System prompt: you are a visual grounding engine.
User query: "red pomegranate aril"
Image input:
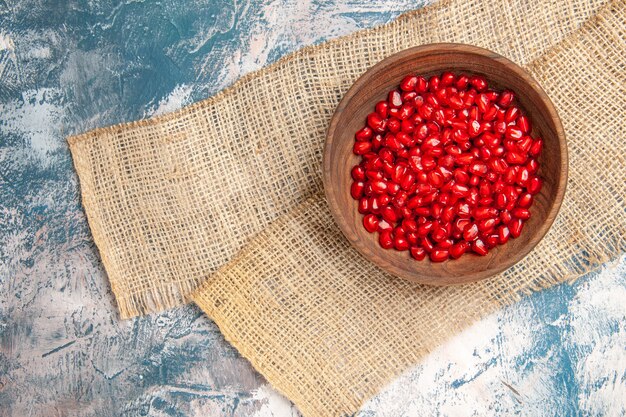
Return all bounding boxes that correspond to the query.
[527,158,539,174]
[367,112,386,133]
[394,235,410,251]
[495,120,507,135]
[403,219,418,232]
[470,75,487,91]
[501,210,512,224]
[455,153,475,165]
[417,221,434,237]
[355,126,373,141]
[530,138,543,157]
[428,75,440,92]
[471,239,489,255]
[440,71,455,86]
[351,181,365,199]
[495,193,508,209]
[402,91,417,102]
[505,125,524,141]
[420,236,435,253]
[467,187,480,205]
[484,234,499,249]
[370,180,388,194]
[477,218,497,233]
[375,101,389,118]
[379,230,394,249]
[378,194,391,206]
[380,205,398,223]
[505,106,520,123]
[463,223,479,241]
[482,105,498,121]
[387,181,401,196]
[400,75,418,92]
[512,207,531,220]
[407,232,419,245]
[431,225,448,243]
[449,241,469,258]
[410,246,427,260]
[469,162,488,176]
[358,197,370,214]
[517,192,533,208]
[505,151,527,165]
[351,165,366,181]
[389,90,403,107]
[527,176,543,194]
[430,248,449,262]
[474,206,499,219]
[400,119,415,134]
[431,202,444,219]
[387,118,401,133]
[399,103,415,120]
[509,218,524,238]
[353,141,371,155]
[455,75,469,89]
[497,225,510,244]
[517,136,533,153]
[517,115,531,133]
[516,166,530,186]
[498,90,514,107]
[363,214,379,233]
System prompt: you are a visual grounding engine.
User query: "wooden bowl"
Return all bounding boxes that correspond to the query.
[323,43,567,286]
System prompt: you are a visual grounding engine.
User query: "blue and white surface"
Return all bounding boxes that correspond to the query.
[0,0,624,415]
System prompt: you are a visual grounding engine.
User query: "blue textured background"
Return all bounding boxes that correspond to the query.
[0,1,624,416]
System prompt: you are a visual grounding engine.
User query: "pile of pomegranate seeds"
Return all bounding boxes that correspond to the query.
[351,72,543,262]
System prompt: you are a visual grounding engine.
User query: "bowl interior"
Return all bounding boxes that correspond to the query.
[323,44,567,285]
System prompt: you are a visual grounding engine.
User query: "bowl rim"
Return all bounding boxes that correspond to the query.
[322,42,568,285]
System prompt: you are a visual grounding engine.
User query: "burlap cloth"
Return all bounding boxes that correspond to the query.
[68,0,625,415]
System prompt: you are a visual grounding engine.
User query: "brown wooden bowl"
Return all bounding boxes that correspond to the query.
[323,43,567,286]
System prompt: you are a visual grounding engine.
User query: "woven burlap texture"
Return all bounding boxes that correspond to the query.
[68,0,626,415]
[68,0,614,318]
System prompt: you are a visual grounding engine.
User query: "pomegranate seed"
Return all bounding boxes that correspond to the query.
[505,151,527,165]
[379,230,394,249]
[497,225,510,244]
[517,115,531,133]
[512,207,531,220]
[498,90,514,107]
[471,239,489,255]
[351,181,365,199]
[367,112,386,133]
[363,214,379,233]
[463,223,479,241]
[387,118,401,133]
[470,75,487,91]
[509,218,524,238]
[430,248,449,262]
[394,235,410,251]
[388,90,403,107]
[410,246,426,260]
[473,206,498,219]
[530,138,543,157]
[505,125,524,141]
[517,193,533,208]
[455,75,469,89]
[400,75,418,92]
[527,176,543,194]
[449,241,470,259]
[505,106,520,123]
